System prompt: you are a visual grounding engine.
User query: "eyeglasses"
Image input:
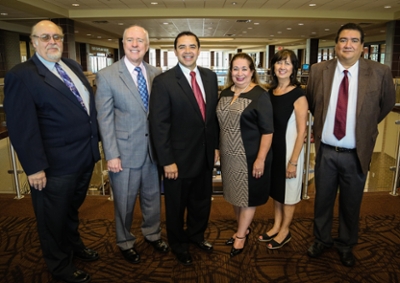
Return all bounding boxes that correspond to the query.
[32,34,64,42]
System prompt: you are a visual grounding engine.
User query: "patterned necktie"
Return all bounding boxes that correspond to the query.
[190,71,206,120]
[334,70,349,140]
[55,63,87,111]
[135,67,149,110]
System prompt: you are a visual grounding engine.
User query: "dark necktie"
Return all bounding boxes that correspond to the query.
[135,67,149,111]
[190,71,206,120]
[334,70,349,140]
[55,63,87,111]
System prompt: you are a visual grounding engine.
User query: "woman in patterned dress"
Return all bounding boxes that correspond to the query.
[216,53,274,257]
[258,49,308,249]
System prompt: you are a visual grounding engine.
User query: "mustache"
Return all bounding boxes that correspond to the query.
[46,44,61,51]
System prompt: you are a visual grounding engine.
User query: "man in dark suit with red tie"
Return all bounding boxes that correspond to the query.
[4,20,100,283]
[306,23,395,267]
[149,31,219,266]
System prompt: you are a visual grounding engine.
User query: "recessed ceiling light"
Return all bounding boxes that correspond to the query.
[151,2,158,4]
[286,28,292,30]
[254,23,259,25]
[311,32,316,34]
[242,31,247,33]
[270,35,274,37]
[298,23,304,26]
[118,23,124,25]
[277,31,282,34]
[108,39,112,41]
[87,34,91,36]
[163,22,169,25]
[0,12,8,16]
[309,3,316,7]
[232,2,237,5]
[97,36,102,38]
[72,3,79,7]
[384,5,391,8]
[325,28,330,31]
[248,27,253,29]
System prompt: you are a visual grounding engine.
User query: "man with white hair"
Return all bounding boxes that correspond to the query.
[4,20,100,283]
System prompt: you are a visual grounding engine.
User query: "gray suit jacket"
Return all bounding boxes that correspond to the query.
[95,59,162,168]
[306,58,395,175]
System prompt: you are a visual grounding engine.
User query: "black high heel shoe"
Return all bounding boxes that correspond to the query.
[225,228,252,245]
[230,235,247,257]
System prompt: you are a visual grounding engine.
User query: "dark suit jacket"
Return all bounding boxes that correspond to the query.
[4,54,100,176]
[306,58,395,175]
[149,64,219,178]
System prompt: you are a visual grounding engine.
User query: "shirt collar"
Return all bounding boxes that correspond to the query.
[178,63,199,76]
[124,56,145,74]
[36,52,58,70]
[337,59,359,75]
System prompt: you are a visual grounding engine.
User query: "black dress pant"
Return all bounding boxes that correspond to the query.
[313,144,366,252]
[163,167,213,254]
[30,165,94,278]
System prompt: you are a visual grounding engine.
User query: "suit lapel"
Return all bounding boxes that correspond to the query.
[118,58,147,112]
[174,65,204,121]
[356,58,368,117]
[199,67,212,122]
[144,62,156,92]
[32,54,86,113]
[321,59,337,124]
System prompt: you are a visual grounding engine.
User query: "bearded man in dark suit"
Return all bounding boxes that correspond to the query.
[149,31,219,266]
[306,23,395,267]
[4,20,100,283]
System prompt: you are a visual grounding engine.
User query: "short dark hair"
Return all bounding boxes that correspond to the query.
[269,49,300,90]
[224,52,260,88]
[174,31,200,49]
[335,23,364,43]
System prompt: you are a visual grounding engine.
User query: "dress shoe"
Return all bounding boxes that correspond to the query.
[258,232,278,242]
[120,247,140,264]
[225,237,235,245]
[175,251,193,266]
[338,250,355,267]
[226,228,252,245]
[267,232,291,250]
[74,248,99,262]
[58,269,91,283]
[230,235,246,257]
[145,239,169,253]
[307,242,327,258]
[194,240,213,252]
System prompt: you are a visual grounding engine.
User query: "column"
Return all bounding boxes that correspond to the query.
[0,29,21,77]
[385,20,400,77]
[155,49,161,67]
[306,38,319,65]
[51,18,76,61]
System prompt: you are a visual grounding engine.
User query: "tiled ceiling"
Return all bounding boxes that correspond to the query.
[0,0,399,51]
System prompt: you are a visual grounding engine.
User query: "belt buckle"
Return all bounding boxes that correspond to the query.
[334,146,341,152]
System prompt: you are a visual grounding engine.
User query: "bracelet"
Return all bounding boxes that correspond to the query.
[289,161,297,166]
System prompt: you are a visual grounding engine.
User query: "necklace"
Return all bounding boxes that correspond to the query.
[233,82,251,97]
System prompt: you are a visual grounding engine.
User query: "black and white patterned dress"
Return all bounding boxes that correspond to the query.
[216,85,274,207]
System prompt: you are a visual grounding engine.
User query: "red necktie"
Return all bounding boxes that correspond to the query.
[190,71,206,120]
[334,70,349,140]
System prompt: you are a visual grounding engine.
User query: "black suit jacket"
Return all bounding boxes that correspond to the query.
[4,54,100,176]
[149,64,219,178]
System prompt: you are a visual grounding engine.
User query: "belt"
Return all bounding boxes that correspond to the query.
[322,143,356,153]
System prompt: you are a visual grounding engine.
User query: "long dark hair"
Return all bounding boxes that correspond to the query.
[269,49,300,90]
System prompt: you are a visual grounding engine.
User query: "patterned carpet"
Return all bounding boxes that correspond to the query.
[0,194,399,283]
